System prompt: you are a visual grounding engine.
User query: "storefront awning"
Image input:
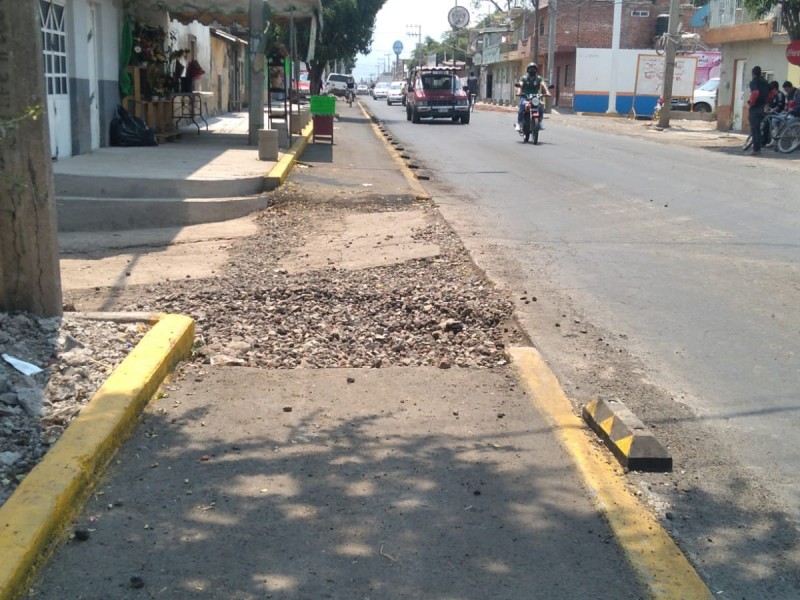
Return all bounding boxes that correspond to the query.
[141,1,322,28]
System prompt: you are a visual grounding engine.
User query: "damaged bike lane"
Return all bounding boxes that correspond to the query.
[19,105,706,599]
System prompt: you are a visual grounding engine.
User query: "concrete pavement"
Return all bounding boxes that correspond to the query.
[2,103,713,599]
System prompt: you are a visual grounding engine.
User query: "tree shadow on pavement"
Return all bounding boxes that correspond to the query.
[27,366,646,600]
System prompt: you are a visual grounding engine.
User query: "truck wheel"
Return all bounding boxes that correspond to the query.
[406,105,411,121]
[412,107,420,124]
[461,113,470,125]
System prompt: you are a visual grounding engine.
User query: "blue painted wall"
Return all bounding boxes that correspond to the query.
[574,94,660,116]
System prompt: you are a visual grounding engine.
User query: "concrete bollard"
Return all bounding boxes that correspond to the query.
[258,129,279,161]
[290,115,304,135]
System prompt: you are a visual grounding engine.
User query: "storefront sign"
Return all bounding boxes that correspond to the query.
[787,40,800,66]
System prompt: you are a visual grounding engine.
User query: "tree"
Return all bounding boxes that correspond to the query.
[744,0,800,39]
[287,0,387,92]
[471,0,535,12]
[0,0,63,317]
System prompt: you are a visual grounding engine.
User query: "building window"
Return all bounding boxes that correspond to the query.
[539,17,546,36]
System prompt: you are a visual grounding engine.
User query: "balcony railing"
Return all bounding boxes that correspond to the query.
[708,0,785,32]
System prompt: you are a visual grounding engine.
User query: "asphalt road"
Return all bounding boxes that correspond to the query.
[365,97,800,597]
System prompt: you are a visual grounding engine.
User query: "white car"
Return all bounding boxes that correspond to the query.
[691,78,720,113]
[356,84,369,95]
[387,81,406,105]
[672,77,720,113]
[372,82,390,99]
[325,73,350,96]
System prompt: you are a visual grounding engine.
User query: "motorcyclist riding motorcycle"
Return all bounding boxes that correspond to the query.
[515,63,550,131]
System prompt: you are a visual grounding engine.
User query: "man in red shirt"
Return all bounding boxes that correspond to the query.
[746,66,769,155]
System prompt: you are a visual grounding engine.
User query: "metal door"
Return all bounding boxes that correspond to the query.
[39,0,71,159]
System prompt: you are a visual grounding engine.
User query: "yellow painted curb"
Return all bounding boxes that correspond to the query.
[266,120,313,189]
[509,347,713,600]
[358,103,431,201]
[0,314,195,600]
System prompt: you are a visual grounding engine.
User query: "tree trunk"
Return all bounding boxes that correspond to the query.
[0,0,63,317]
[309,62,325,95]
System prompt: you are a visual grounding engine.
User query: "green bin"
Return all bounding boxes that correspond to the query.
[309,95,335,115]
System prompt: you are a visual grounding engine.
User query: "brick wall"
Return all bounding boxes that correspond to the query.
[530,0,697,54]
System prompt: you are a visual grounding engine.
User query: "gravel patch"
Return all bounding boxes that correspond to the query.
[1,190,519,509]
[0,315,146,505]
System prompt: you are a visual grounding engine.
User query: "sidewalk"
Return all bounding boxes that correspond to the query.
[6,105,709,599]
[53,111,310,232]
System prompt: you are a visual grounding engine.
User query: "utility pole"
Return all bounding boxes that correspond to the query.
[248,0,265,145]
[658,0,681,128]
[532,0,540,66]
[547,0,557,94]
[0,0,62,316]
[407,24,422,65]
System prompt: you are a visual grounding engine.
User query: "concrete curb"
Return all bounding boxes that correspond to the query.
[56,195,271,233]
[358,103,431,201]
[265,121,314,190]
[0,314,195,600]
[509,347,711,600]
[583,397,672,472]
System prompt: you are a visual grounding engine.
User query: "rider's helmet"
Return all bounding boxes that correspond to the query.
[526,63,539,76]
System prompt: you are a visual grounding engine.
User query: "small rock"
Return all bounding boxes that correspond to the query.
[0,451,22,467]
[130,576,145,589]
[74,529,90,541]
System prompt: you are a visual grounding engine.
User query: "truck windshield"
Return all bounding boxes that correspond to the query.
[421,74,455,91]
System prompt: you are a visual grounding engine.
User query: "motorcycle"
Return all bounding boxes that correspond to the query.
[520,93,543,144]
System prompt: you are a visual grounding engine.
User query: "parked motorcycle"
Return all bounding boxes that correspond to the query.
[520,93,543,144]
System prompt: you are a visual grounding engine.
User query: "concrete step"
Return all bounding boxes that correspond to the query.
[54,173,268,200]
[56,194,271,232]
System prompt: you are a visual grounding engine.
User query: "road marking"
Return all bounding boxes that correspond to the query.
[510,346,713,600]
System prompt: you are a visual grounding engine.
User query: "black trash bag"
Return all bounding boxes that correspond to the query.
[110,105,158,147]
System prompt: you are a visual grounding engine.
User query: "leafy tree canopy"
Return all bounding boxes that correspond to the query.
[410,32,469,65]
[744,0,800,39]
[470,0,535,12]
[270,0,386,89]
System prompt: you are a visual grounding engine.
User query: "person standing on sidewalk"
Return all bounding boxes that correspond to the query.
[784,80,800,113]
[746,66,769,156]
[466,71,479,110]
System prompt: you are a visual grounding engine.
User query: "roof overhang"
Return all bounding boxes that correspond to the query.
[138,1,322,28]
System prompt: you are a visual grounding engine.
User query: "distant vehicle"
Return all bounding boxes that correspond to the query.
[387,81,406,105]
[671,78,720,113]
[356,84,369,95]
[326,73,350,96]
[372,81,390,99]
[295,71,310,97]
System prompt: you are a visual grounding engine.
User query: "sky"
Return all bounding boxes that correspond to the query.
[353,0,489,82]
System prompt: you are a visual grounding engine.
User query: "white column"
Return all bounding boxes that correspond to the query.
[606,0,622,114]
